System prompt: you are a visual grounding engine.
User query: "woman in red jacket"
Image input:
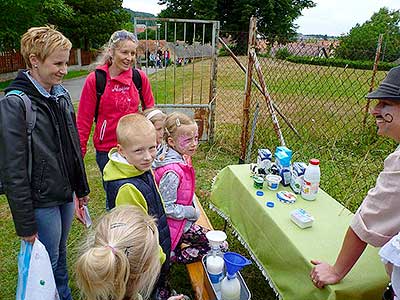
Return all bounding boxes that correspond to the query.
[77,30,154,209]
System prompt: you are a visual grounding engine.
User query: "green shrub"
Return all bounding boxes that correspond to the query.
[275,47,291,60]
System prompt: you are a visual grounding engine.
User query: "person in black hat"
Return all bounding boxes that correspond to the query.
[309,66,400,290]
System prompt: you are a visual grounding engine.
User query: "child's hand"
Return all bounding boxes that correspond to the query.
[185,206,199,221]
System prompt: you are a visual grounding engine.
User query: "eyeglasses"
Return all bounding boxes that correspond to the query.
[109,30,138,46]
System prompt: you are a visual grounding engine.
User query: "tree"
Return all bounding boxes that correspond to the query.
[0,0,46,50]
[335,8,400,62]
[0,0,131,51]
[158,0,315,47]
[137,29,157,40]
[62,0,131,49]
[42,0,74,26]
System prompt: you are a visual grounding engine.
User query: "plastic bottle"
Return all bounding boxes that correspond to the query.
[206,231,227,292]
[301,159,320,201]
[220,252,251,300]
[220,275,241,300]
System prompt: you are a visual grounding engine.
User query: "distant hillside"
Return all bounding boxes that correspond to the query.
[297,33,338,40]
[124,8,157,25]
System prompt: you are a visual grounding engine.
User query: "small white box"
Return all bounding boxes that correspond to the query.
[290,208,314,229]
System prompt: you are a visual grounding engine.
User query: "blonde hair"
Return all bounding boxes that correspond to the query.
[20,25,72,69]
[116,113,155,147]
[75,206,161,300]
[96,30,138,67]
[143,108,167,124]
[164,112,195,142]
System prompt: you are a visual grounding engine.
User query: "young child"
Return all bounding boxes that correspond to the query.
[153,112,210,264]
[75,205,184,300]
[143,108,167,148]
[102,113,172,300]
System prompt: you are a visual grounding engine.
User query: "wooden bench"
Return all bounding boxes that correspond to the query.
[185,196,214,300]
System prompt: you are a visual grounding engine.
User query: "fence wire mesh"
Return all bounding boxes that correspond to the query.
[214,30,397,211]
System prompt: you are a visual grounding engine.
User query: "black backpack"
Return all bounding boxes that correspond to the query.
[94,68,145,123]
[0,90,36,195]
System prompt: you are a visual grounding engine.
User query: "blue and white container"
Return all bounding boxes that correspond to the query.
[265,174,281,190]
[257,149,272,173]
[290,162,307,194]
[274,146,293,167]
[274,147,292,186]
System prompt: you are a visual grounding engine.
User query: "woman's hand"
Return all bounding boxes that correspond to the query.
[22,233,37,244]
[78,195,90,206]
[310,260,342,288]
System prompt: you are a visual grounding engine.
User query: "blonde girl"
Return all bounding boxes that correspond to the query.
[153,112,213,264]
[75,205,184,300]
[143,108,167,147]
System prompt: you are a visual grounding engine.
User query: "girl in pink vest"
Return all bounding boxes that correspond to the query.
[153,112,210,264]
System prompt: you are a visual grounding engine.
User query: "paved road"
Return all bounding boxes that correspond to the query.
[0,76,86,100]
[63,67,158,102]
[62,76,86,102]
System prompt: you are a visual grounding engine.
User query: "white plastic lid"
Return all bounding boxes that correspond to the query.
[206,230,227,247]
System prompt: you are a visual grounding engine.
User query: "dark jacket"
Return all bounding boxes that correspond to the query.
[0,70,90,237]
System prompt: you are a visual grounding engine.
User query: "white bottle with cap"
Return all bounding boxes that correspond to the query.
[301,159,320,201]
[206,231,227,292]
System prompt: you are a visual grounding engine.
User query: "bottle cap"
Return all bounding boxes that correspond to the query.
[266,201,274,208]
[309,158,320,165]
[256,191,264,196]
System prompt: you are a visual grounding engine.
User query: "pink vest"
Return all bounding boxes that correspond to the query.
[154,162,195,250]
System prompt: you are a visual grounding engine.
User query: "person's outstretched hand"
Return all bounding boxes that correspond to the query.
[167,295,186,300]
[310,260,342,288]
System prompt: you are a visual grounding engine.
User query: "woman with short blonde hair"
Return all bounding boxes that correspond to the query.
[0,25,90,300]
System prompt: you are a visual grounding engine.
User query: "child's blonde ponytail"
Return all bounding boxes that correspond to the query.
[75,206,161,300]
[75,246,130,300]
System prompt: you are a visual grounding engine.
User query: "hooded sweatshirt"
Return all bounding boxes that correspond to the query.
[103,148,168,263]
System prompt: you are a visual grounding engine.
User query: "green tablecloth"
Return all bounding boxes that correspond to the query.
[210,164,388,300]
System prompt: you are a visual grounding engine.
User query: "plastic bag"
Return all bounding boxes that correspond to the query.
[16,239,58,300]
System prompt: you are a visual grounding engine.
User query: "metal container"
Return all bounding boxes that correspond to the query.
[201,256,251,300]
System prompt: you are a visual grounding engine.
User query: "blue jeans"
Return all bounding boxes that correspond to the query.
[96,150,110,210]
[34,201,74,300]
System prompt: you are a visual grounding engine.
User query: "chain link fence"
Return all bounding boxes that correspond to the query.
[213,30,397,211]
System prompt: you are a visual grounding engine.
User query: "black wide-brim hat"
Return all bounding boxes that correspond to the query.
[366,66,400,100]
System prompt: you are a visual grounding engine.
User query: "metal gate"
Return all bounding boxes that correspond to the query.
[134,17,219,141]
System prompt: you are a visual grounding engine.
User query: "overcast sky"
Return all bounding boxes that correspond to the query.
[123,0,399,36]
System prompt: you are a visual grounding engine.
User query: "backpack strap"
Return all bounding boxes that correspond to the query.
[94,68,145,123]
[132,68,145,109]
[5,90,36,183]
[94,69,106,123]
